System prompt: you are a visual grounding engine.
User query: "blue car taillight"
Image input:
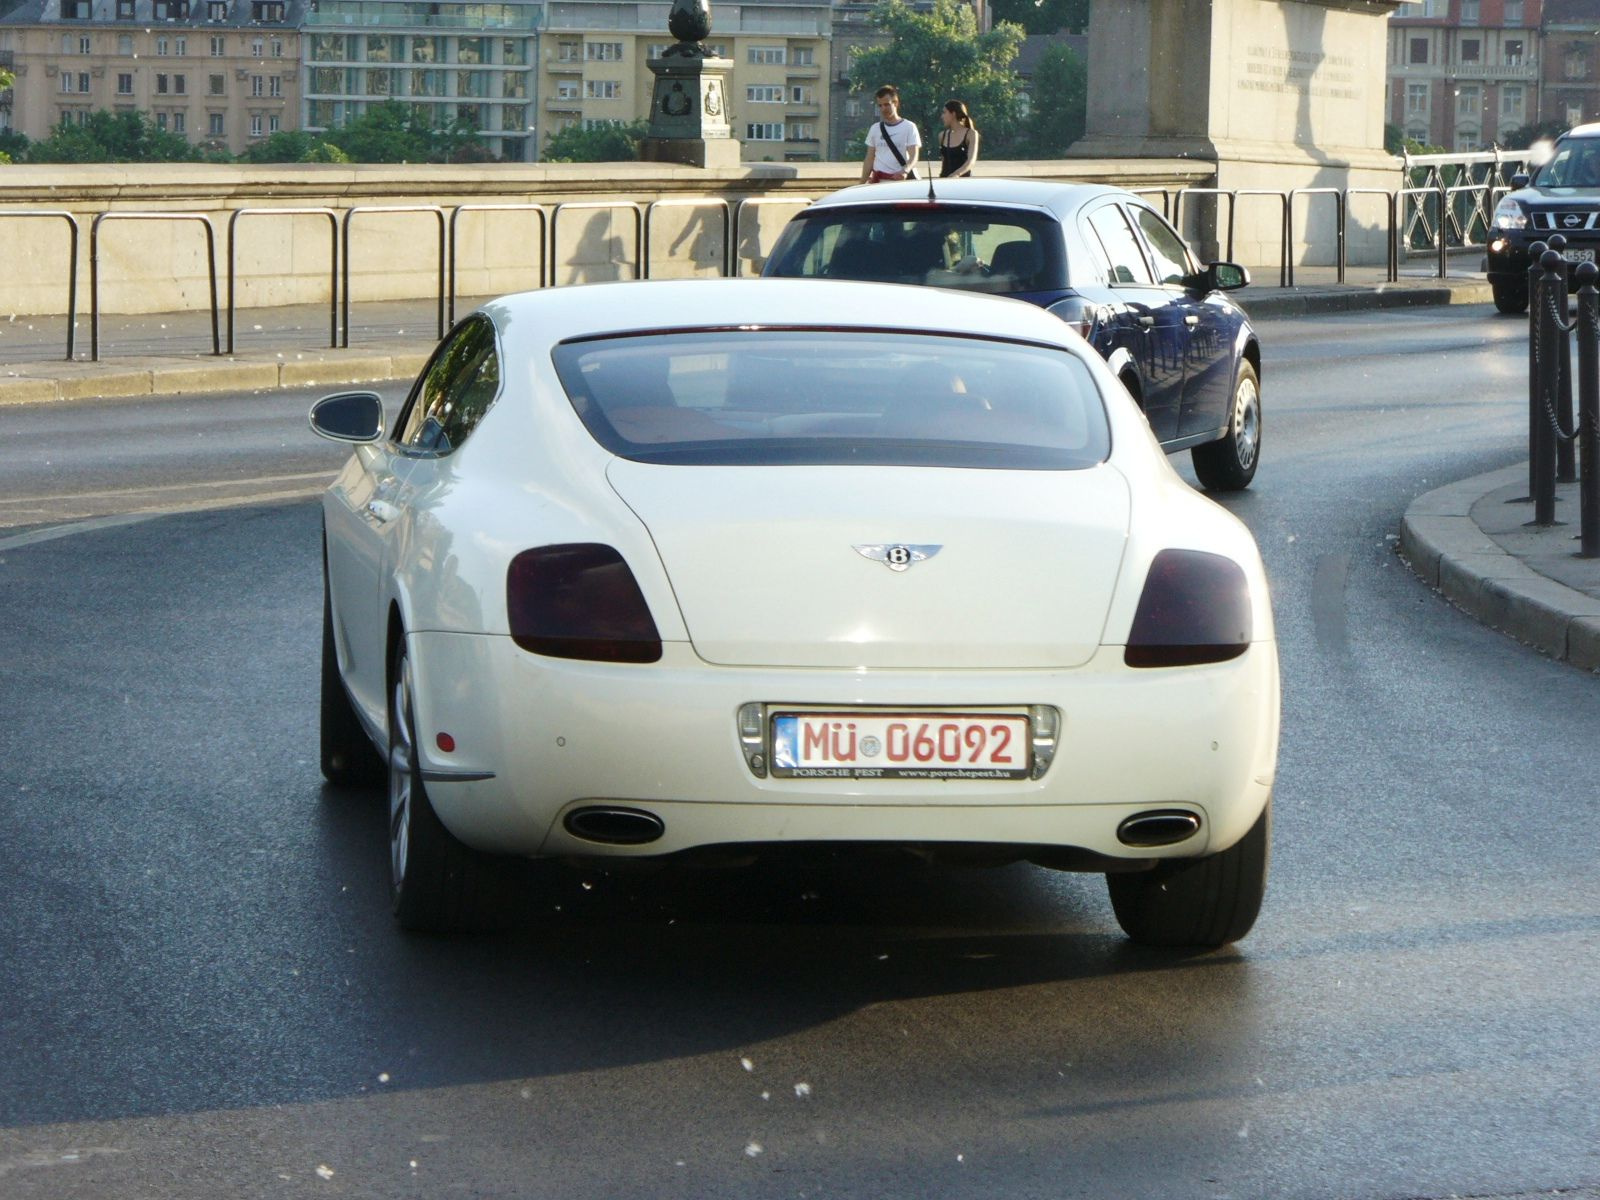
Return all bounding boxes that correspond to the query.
[1123,549,1251,668]
[506,543,662,663]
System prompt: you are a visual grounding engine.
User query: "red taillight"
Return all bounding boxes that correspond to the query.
[506,544,662,663]
[1123,549,1251,668]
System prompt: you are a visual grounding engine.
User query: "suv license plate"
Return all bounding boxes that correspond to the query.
[1562,249,1595,263]
[769,712,1030,780]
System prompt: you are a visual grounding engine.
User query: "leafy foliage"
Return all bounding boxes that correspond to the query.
[847,0,1026,154]
[0,127,27,164]
[1014,43,1086,157]
[1499,120,1568,151]
[25,110,204,163]
[988,0,1087,35]
[541,119,648,163]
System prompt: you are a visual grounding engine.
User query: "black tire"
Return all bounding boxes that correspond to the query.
[1106,801,1270,948]
[1492,281,1529,315]
[1190,361,1261,492]
[387,636,502,933]
[320,555,384,787]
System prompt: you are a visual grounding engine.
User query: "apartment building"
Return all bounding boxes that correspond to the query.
[1540,0,1600,128]
[1389,0,1543,150]
[0,0,303,154]
[302,0,828,162]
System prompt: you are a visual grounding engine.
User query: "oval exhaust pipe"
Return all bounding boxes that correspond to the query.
[564,806,665,846]
[1117,810,1202,848]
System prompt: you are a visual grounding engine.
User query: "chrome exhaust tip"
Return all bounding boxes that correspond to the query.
[1116,810,1202,848]
[563,806,665,846]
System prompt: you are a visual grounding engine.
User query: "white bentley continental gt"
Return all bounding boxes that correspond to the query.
[311,278,1279,944]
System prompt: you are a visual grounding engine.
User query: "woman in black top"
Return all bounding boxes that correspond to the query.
[938,100,979,178]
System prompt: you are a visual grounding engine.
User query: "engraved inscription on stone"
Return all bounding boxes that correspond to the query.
[1238,45,1361,103]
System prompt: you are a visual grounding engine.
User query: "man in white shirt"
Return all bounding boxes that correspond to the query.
[861,85,921,183]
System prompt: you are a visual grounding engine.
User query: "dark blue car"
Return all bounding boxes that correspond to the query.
[762,179,1262,490]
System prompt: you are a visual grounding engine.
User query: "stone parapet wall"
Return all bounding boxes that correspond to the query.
[0,159,1214,319]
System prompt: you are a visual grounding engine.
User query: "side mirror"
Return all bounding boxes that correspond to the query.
[309,391,385,443]
[1511,172,1531,189]
[1192,262,1250,292]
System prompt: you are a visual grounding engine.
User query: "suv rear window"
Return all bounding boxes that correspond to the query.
[763,205,1067,296]
[552,329,1109,470]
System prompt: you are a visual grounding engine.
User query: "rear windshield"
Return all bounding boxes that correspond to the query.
[552,329,1110,469]
[763,205,1067,295]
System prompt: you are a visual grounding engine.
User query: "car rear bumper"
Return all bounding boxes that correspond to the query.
[404,632,1280,865]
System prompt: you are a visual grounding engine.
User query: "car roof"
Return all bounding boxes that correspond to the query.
[481,278,1083,350]
[800,178,1142,219]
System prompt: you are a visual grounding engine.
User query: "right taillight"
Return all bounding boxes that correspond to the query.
[506,543,663,663]
[1123,549,1251,668]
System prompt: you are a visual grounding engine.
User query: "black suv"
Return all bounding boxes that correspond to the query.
[1488,126,1600,313]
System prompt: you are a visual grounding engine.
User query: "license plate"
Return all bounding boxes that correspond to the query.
[770,711,1030,780]
[1562,249,1595,263]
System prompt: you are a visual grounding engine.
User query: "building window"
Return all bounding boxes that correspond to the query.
[250,37,263,56]
[501,73,526,98]
[1456,128,1480,151]
[1459,38,1479,64]
[844,98,861,117]
[206,0,225,18]
[250,74,263,96]
[117,72,134,94]
[208,111,224,134]
[116,0,134,17]
[749,46,786,65]
[157,37,169,55]
[585,41,622,61]
[1406,82,1428,115]
[791,46,813,66]
[175,37,186,55]
[156,111,168,129]
[503,102,525,127]
[501,38,525,65]
[59,73,75,93]
[457,36,485,64]
[584,79,621,98]
[787,122,814,140]
[1457,83,1478,118]
[1505,0,1523,22]
[1566,45,1589,81]
[1504,39,1524,66]
[174,74,186,94]
[1568,102,1585,126]
[556,40,580,61]
[250,112,262,136]
[208,73,224,94]
[78,35,91,53]
[60,0,91,16]
[746,122,784,140]
[251,0,284,19]
[270,39,282,57]
[555,80,578,100]
[747,85,783,102]
[155,72,169,93]
[365,35,397,61]
[209,35,224,54]
[173,111,185,133]
[152,0,189,16]
[1409,37,1428,65]
[1502,83,1524,121]
[119,33,133,52]
[269,75,281,96]
[411,36,443,63]
[1460,0,1478,23]
[311,34,345,61]
[790,85,812,104]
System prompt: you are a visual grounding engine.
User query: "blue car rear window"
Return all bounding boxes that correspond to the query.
[764,205,1067,296]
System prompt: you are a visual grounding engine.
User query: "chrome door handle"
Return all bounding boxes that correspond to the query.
[1137,315,1155,328]
[367,499,400,524]
[1184,315,1200,326]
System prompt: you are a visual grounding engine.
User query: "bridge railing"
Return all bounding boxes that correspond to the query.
[1525,236,1598,555]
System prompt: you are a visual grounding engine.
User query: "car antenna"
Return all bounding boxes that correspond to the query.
[927,171,937,202]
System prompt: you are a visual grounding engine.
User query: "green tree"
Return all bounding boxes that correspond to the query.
[1499,119,1567,151]
[0,127,23,166]
[847,0,1026,155]
[241,130,339,163]
[321,99,436,162]
[1015,42,1086,157]
[0,65,13,92]
[25,110,202,163]
[541,118,648,163]
[988,0,1087,35]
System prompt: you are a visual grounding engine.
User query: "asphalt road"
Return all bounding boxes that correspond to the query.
[1,304,1597,1200]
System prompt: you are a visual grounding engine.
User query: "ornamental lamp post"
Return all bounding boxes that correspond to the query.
[638,0,741,167]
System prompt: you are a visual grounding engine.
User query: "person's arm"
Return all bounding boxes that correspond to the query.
[861,126,877,182]
[904,124,921,173]
[957,128,979,177]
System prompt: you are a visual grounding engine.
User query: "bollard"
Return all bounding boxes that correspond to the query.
[1534,250,1566,526]
[1578,261,1600,558]
[1549,235,1579,483]
[1528,239,1548,501]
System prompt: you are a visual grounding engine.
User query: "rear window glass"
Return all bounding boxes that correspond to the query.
[552,329,1109,470]
[763,205,1066,295]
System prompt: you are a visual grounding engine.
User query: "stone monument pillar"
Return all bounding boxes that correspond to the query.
[1070,0,1408,268]
[639,0,742,168]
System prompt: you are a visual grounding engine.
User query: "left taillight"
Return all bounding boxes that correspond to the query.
[1123,549,1251,669]
[506,543,663,663]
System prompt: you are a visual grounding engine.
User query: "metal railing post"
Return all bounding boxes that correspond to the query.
[446,203,548,325]
[226,207,340,354]
[642,197,732,279]
[1534,248,1564,526]
[731,196,813,277]
[1576,261,1600,558]
[340,205,447,348]
[1549,234,1579,483]
[0,211,80,360]
[90,211,220,362]
[1523,240,1548,502]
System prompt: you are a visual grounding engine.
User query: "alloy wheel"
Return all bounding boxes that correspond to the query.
[388,656,414,892]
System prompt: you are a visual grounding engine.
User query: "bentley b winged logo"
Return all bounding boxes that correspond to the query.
[853,543,942,572]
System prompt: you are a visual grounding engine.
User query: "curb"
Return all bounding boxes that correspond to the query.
[1243,280,1494,318]
[0,349,433,407]
[1399,464,1600,671]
